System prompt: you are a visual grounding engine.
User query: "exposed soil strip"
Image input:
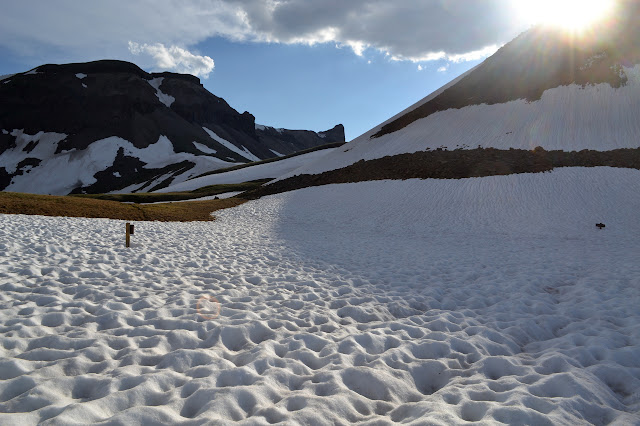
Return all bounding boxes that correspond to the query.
[242,147,640,198]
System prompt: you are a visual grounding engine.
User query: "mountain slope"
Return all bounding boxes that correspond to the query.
[156,145,339,193]
[0,60,344,195]
[261,3,640,193]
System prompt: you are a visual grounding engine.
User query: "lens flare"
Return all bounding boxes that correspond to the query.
[518,0,615,32]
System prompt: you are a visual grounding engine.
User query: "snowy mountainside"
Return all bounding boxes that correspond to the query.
[272,4,640,186]
[282,65,640,179]
[1,167,639,424]
[156,146,337,193]
[0,60,344,195]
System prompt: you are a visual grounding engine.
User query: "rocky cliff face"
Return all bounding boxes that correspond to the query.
[0,60,344,194]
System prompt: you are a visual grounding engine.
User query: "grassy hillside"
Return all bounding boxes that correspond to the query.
[0,191,246,222]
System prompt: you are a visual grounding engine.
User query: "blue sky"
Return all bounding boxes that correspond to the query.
[189,38,483,140]
[0,1,541,141]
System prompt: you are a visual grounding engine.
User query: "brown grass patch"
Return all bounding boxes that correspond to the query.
[0,191,247,222]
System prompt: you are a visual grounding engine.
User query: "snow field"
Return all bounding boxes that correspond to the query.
[157,148,336,193]
[279,65,640,180]
[203,127,261,163]
[0,167,639,424]
[0,131,234,195]
[147,78,175,108]
[192,142,217,155]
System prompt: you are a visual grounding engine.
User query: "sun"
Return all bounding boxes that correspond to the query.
[518,0,615,32]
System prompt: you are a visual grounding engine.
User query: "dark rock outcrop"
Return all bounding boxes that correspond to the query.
[242,147,640,198]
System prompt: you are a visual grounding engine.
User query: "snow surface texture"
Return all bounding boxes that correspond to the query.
[278,65,640,180]
[157,148,336,193]
[1,167,639,425]
[0,131,233,195]
[147,78,175,108]
[203,127,261,162]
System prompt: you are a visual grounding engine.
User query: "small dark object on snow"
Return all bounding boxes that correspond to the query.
[596,223,606,229]
[214,196,219,200]
[129,224,135,234]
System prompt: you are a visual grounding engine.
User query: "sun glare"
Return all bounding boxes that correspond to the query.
[519,0,615,32]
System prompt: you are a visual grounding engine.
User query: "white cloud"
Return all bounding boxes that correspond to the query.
[128,42,215,78]
[437,65,449,73]
[448,44,501,63]
[417,64,423,71]
[0,1,536,67]
[343,40,367,57]
[233,0,524,64]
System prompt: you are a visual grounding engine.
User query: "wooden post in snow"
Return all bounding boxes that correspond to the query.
[126,222,131,247]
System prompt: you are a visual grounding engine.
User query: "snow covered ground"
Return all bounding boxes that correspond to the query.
[147,78,175,108]
[0,131,236,195]
[278,65,640,180]
[1,167,639,424]
[203,127,261,163]
[157,148,336,193]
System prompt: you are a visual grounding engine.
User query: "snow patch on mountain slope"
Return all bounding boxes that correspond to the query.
[255,124,285,134]
[156,148,336,193]
[279,65,640,180]
[75,73,87,79]
[0,130,68,174]
[192,141,216,154]
[1,132,233,195]
[0,74,14,81]
[147,77,175,108]
[0,167,639,424]
[202,126,261,162]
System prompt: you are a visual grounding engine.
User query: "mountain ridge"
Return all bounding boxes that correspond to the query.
[264,5,640,193]
[0,60,344,195]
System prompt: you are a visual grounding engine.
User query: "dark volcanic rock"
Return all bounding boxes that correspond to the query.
[0,60,344,194]
[255,124,345,157]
